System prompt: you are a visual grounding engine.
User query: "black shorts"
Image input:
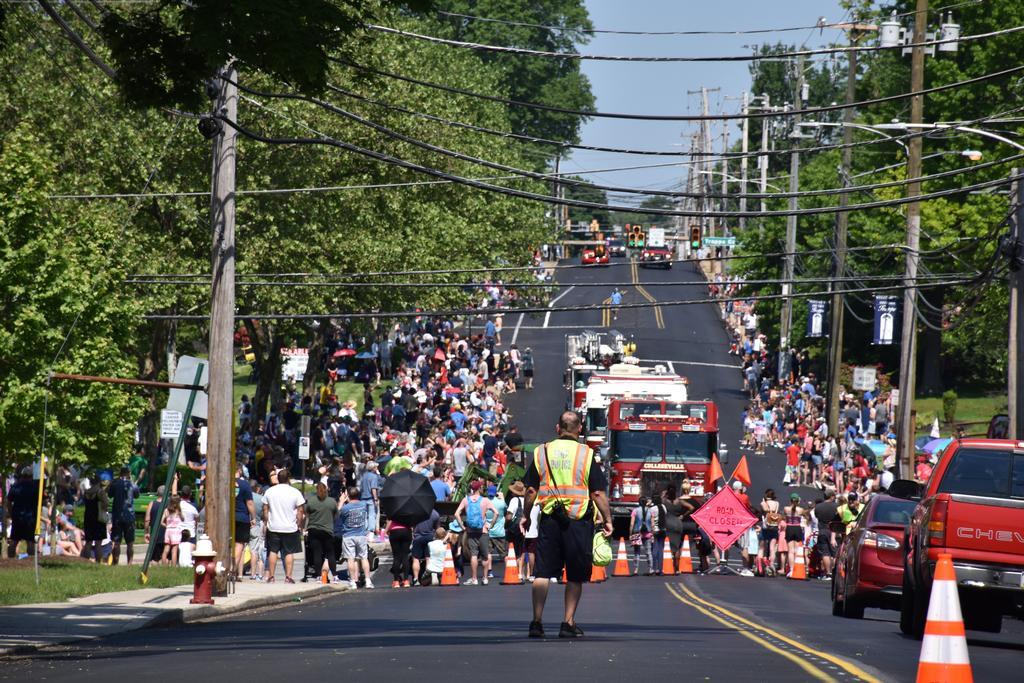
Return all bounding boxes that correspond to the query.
[10,521,35,545]
[111,519,136,544]
[534,513,594,583]
[814,537,835,558]
[235,521,252,544]
[266,530,302,555]
[785,526,805,543]
[85,521,107,542]
[411,536,430,560]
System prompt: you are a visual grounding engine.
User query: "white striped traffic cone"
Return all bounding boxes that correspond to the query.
[916,553,972,683]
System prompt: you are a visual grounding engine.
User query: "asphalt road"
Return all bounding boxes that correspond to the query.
[5,256,1020,681]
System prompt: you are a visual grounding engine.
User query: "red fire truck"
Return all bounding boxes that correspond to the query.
[604,398,727,531]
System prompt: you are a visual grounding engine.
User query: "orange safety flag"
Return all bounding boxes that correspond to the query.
[708,453,724,486]
[731,455,752,486]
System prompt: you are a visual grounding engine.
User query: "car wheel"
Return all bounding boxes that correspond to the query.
[842,585,865,619]
[831,569,844,617]
[899,569,916,635]
[963,604,1002,633]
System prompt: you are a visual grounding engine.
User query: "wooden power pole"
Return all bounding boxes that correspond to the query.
[896,0,928,479]
[207,65,238,592]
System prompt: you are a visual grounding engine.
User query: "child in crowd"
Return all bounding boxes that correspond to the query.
[161,495,183,566]
[426,527,448,585]
[178,528,194,567]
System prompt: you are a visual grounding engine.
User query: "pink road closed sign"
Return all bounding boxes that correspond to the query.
[690,486,758,552]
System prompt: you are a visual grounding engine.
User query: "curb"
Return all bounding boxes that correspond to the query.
[0,583,348,658]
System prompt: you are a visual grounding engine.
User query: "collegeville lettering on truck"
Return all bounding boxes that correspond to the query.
[897,438,1024,638]
[605,398,723,534]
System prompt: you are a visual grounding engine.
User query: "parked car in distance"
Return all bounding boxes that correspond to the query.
[897,438,1024,637]
[831,495,917,619]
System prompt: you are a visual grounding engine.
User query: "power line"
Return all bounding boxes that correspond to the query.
[125,272,976,289]
[214,114,1018,218]
[365,21,1024,63]
[328,83,1024,164]
[141,274,987,321]
[336,57,1024,123]
[433,1,985,37]
[235,80,1024,201]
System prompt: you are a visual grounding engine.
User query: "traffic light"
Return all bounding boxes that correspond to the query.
[690,226,701,249]
[625,224,634,248]
[634,225,645,248]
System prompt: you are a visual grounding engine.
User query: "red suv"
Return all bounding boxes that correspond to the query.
[898,438,1024,637]
[831,495,917,619]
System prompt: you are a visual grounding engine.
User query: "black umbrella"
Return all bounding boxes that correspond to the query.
[380,469,436,526]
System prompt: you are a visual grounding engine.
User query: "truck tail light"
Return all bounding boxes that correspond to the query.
[925,496,949,546]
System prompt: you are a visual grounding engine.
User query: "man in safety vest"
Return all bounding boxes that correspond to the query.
[520,411,612,639]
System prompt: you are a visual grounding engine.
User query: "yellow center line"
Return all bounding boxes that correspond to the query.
[631,259,664,329]
[601,295,611,328]
[669,582,882,683]
[665,584,834,682]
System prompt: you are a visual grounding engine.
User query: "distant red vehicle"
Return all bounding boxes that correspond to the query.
[639,246,672,269]
[581,247,609,266]
[831,495,917,619]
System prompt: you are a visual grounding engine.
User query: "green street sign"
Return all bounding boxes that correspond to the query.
[702,236,736,248]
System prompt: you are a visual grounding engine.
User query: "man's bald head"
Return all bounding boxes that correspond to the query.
[557,411,582,438]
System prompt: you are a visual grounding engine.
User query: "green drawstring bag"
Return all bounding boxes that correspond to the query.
[592,531,612,567]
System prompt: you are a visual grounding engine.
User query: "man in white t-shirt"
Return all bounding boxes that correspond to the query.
[178,485,200,539]
[262,469,306,583]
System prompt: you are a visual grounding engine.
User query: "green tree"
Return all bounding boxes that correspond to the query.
[435,0,595,155]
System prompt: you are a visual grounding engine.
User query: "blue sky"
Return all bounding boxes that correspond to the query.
[568,0,848,195]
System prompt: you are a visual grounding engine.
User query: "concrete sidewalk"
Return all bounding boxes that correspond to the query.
[0,578,349,656]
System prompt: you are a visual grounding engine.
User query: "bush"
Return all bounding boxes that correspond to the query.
[150,464,201,493]
[942,390,958,424]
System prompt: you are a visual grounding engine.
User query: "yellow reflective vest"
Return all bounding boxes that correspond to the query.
[534,438,593,520]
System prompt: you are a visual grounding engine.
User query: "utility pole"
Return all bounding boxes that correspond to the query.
[206,64,237,592]
[721,122,730,234]
[827,23,872,438]
[759,94,771,231]
[739,92,749,233]
[553,152,562,234]
[896,0,928,479]
[1009,169,1024,438]
[779,55,805,379]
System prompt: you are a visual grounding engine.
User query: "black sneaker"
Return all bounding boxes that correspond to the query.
[559,622,584,638]
[528,621,545,638]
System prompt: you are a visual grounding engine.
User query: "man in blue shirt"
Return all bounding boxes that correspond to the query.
[484,318,497,349]
[429,466,451,502]
[109,466,139,565]
[233,462,256,577]
[337,487,373,589]
[450,402,467,432]
[482,427,499,470]
[359,462,381,535]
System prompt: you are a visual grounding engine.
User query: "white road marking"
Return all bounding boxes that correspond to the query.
[643,358,742,370]
[510,313,525,345]
[542,285,575,328]
[667,361,676,374]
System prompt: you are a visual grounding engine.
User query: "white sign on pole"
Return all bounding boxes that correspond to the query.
[298,436,311,461]
[281,348,309,381]
[160,409,184,439]
[199,425,208,456]
[852,366,878,392]
[166,355,209,420]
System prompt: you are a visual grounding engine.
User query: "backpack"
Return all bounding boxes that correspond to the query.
[764,501,782,528]
[507,496,523,527]
[466,495,484,529]
[653,503,666,534]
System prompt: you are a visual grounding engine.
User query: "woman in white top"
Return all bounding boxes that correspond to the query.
[523,503,541,582]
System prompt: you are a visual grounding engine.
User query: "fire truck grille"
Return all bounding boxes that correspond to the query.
[641,472,688,499]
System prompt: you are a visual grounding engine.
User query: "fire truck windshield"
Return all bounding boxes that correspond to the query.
[665,432,713,464]
[586,408,608,432]
[610,431,713,464]
[609,431,662,461]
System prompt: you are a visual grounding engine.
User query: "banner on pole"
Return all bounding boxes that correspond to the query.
[806,300,827,338]
[873,295,899,345]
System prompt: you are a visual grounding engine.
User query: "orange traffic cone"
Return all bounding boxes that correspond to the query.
[917,553,973,683]
[678,537,694,573]
[789,545,807,580]
[612,539,630,577]
[661,537,676,575]
[440,544,458,586]
[321,568,329,585]
[561,566,567,583]
[590,562,606,583]
[501,544,520,585]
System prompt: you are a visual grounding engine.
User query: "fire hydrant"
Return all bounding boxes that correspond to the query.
[190,535,225,605]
